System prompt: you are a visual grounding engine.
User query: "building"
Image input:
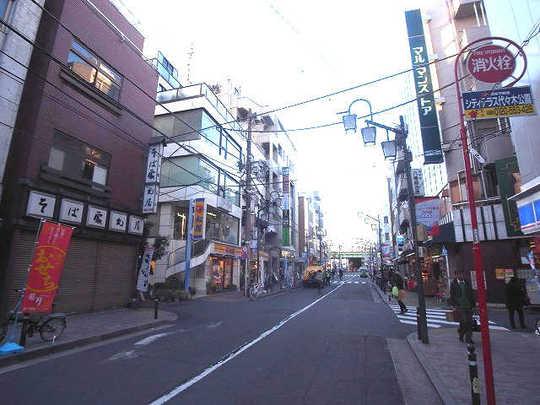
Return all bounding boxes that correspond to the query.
[0,0,44,219]
[397,1,534,302]
[0,0,158,314]
[151,82,245,296]
[482,0,540,302]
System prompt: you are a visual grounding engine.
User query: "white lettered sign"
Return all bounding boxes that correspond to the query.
[26,191,56,218]
[109,210,128,232]
[128,215,144,235]
[86,205,107,229]
[59,199,84,224]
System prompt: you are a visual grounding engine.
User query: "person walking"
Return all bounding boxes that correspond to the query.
[450,270,476,343]
[505,276,528,329]
[314,270,324,294]
[338,268,343,281]
[392,272,408,313]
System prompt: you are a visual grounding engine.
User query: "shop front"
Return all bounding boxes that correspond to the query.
[205,242,242,293]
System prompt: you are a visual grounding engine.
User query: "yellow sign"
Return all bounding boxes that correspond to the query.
[463,86,536,121]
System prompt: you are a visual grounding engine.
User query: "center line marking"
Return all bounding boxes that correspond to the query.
[149,283,344,404]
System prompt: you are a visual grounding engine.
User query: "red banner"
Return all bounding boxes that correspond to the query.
[22,221,73,313]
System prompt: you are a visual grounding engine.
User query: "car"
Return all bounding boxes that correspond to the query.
[360,272,368,278]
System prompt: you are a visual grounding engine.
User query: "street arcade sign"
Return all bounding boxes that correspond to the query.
[22,221,73,313]
[462,86,536,120]
[405,9,443,164]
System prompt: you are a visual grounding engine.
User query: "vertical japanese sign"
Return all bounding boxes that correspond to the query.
[22,221,73,313]
[282,167,290,246]
[137,245,154,292]
[192,198,206,241]
[143,143,163,214]
[405,9,443,164]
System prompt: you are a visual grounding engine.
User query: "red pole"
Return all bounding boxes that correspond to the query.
[454,46,496,405]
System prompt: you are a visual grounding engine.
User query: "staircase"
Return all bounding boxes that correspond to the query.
[164,239,212,279]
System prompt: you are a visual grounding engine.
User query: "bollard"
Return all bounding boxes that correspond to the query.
[467,343,481,405]
[19,314,29,347]
[153,298,159,320]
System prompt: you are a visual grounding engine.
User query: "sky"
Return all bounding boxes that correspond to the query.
[119,0,422,247]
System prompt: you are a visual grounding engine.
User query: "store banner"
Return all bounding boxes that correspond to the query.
[415,197,441,241]
[463,86,536,121]
[405,9,443,164]
[137,245,154,292]
[22,221,73,313]
[192,198,206,241]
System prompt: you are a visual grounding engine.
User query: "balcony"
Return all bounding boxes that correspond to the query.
[452,0,481,19]
[149,58,181,89]
[157,83,244,134]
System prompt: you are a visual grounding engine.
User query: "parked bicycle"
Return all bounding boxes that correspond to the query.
[0,289,67,344]
[248,282,265,301]
[535,318,540,336]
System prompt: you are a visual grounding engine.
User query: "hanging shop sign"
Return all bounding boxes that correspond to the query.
[467,45,515,83]
[405,9,443,164]
[22,221,73,313]
[26,191,56,219]
[136,245,154,292]
[142,143,163,214]
[411,168,425,197]
[462,86,536,120]
[192,198,206,241]
[282,166,290,194]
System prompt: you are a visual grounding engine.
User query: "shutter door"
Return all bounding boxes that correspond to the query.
[56,238,98,313]
[93,242,136,310]
[5,230,36,311]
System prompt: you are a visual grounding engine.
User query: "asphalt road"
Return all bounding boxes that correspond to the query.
[1,274,420,405]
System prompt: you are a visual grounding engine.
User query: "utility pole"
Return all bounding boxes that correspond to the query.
[244,109,253,297]
[400,115,429,344]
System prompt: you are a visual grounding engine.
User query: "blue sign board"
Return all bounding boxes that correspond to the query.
[405,9,443,164]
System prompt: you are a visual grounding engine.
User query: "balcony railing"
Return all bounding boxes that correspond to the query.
[157,83,244,134]
[148,58,181,89]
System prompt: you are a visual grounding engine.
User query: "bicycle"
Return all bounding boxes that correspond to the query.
[248,282,265,301]
[535,318,540,336]
[1,289,67,344]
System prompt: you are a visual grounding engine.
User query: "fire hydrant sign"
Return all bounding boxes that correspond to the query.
[467,45,515,83]
[22,221,73,313]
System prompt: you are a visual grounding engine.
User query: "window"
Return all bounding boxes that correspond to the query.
[48,132,110,187]
[224,175,240,205]
[67,39,122,100]
[385,232,390,241]
[1,0,13,20]
[160,155,218,193]
[206,205,240,245]
[384,216,389,224]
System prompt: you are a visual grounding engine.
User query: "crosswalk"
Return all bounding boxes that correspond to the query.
[331,280,368,285]
[389,304,509,330]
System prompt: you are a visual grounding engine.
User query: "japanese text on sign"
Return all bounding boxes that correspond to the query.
[463,86,536,120]
[22,221,73,313]
[192,198,206,241]
[467,45,515,83]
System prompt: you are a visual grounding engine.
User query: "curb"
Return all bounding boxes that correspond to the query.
[406,333,456,405]
[0,319,173,368]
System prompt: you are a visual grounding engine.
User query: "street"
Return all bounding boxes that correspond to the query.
[1,274,425,405]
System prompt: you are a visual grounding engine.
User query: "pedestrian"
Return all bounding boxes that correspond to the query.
[392,273,408,313]
[505,276,528,329]
[338,268,343,281]
[325,269,331,286]
[314,270,324,294]
[449,270,476,343]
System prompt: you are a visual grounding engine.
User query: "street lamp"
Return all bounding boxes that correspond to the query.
[342,109,429,345]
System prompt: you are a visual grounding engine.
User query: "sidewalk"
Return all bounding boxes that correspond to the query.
[0,307,177,367]
[408,328,540,404]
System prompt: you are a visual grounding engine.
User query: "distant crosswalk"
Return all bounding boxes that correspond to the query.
[389,304,509,330]
[330,273,369,285]
[331,280,368,285]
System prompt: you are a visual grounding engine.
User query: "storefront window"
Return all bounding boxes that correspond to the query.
[210,257,233,289]
[206,206,239,245]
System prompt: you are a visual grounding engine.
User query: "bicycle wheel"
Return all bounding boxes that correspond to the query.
[535,319,540,336]
[39,318,66,342]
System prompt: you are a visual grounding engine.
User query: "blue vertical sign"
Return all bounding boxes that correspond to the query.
[405,9,443,164]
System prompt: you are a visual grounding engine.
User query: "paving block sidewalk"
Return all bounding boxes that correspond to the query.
[408,328,540,404]
[0,308,177,367]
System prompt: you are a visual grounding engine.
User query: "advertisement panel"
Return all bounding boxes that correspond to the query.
[463,86,536,120]
[405,9,443,164]
[22,221,74,313]
[136,245,154,292]
[415,197,441,241]
[192,198,206,241]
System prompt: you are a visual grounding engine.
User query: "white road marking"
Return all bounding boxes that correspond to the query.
[398,319,441,328]
[354,281,359,284]
[207,321,223,329]
[149,283,344,404]
[134,333,171,346]
[107,350,138,361]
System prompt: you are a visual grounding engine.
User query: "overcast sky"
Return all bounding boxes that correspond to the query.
[121,0,422,247]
